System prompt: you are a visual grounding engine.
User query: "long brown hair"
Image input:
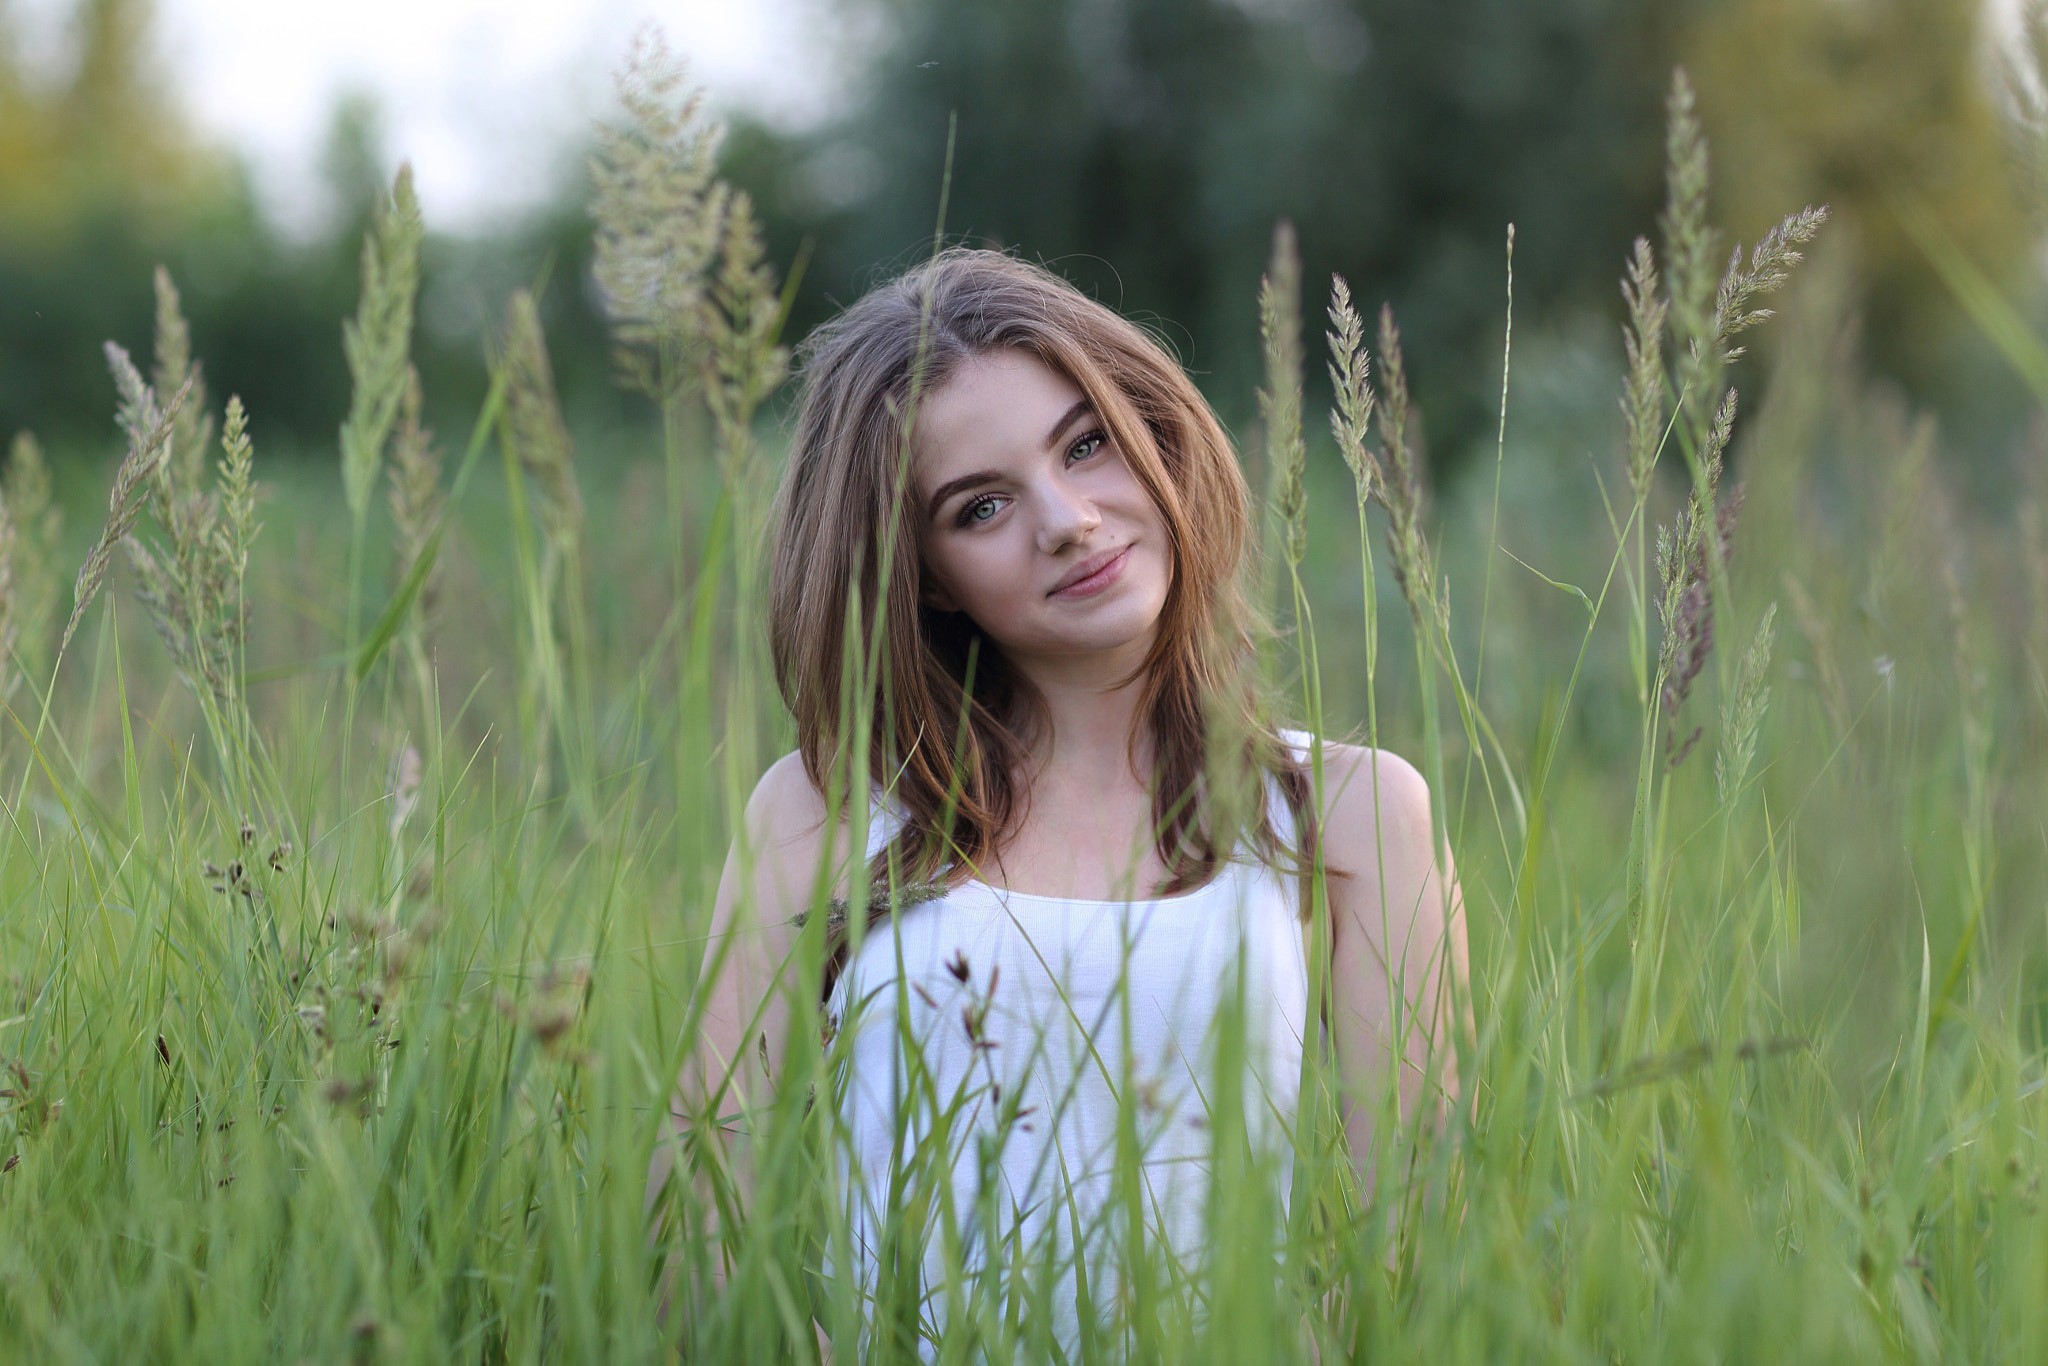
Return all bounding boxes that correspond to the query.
[767,248,1331,947]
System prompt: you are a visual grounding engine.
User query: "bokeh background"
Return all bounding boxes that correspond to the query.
[3,0,2042,500]
[6,7,2048,1356]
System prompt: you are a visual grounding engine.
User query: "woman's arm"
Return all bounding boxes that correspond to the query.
[1315,744,1469,1187]
[647,751,854,1313]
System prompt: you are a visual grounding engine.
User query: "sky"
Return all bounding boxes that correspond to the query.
[13,0,844,235]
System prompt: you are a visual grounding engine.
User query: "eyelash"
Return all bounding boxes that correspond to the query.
[954,429,1110,528]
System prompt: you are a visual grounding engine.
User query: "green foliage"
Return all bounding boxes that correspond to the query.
[4,29,2048,1366]
[1683,0,2028,398]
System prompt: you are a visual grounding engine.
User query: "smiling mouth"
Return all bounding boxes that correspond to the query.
[1049,546,1131,599]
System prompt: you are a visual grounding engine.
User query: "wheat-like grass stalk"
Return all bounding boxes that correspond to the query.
[1620,237,1668,503]
[1712,205,1830,359]
[1325,277,1380,508]
[151,265,214,499]
[122,394,255,715]
[1654,393,1743,770]
[387,365,442,633]
[1715,601,1777,807]
[498,288,592,809]
[3,433,58,686]
[701,190,789,465]
[340,165,424,526]
[65,276,265,717]
[590,28,731,402]
[106,339,159,451]
[502,291,584,552]
[123,277,260,714]
[215,396,256,586]
[1661,69,1717,377]
[63,348,193,656]
[1373,304,1438,626]
[1259,222,1307,572]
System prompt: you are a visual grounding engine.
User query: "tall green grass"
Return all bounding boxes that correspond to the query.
[1,42,2045,1362]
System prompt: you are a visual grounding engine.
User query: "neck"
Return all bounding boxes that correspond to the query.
[1005,633,1157,788]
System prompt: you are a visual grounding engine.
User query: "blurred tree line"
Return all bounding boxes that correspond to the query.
[0,0,2034,479]
[0,0,614,455]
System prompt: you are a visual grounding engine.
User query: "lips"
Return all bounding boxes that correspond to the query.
[1048,545,1131,597]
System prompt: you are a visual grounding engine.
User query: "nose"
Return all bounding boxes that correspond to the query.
[1033,475,1101,555]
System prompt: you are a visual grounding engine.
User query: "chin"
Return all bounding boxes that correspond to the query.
[1066,596,1171,654]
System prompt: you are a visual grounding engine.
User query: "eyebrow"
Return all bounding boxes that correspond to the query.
[923,398,1097,524]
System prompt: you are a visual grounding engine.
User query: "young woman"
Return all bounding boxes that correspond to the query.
[656,248,1466,1355]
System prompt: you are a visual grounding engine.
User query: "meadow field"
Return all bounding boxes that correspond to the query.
[1,49,2046,1363]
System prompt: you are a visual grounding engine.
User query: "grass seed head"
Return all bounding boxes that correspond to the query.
[1372,304,1436,619]
[105,357,258,709]
[1660,69,1718,372]
[152,267,214,498]
[1658,454,1747,769]
[1716,601,1778,806]
[702,189,790,460]
[106,341,161,452]
[1713,205,1830,356]
[1258,220,1307,570]
[501,290,584,551]
[2,433,58,683]
[339,165,424,524]
[1325,274,1379,505]
[1621,237,1668,502]
[590,27,731,400]
[64,358,194,656]
[387,365,442,628]
[215,396,257,584]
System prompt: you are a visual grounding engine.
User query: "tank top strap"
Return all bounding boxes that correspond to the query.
[862,782,907,864]
[1267,727,1332,1035]
[1265,726,1317,853]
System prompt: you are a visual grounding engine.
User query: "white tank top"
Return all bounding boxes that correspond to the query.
[823,729,1314,1356]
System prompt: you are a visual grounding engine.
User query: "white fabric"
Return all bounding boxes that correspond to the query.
[822,729,1315,1358]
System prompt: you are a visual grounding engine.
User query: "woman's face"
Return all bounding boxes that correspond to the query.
[912,348,1172,673]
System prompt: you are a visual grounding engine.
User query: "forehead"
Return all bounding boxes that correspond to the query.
[913,349,1087,483]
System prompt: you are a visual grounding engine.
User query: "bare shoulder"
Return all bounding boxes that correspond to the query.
[1295,741,1467,1112]
[1294,741,1436,891]
[1298,742,1431,833]
[748,749,830,839]
[740,749,868,902]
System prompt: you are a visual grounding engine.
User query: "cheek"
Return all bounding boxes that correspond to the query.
[920,537,1011,615]
[1110,457,1167,531]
